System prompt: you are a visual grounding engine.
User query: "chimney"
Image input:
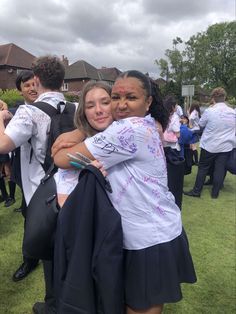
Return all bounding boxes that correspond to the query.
[62,55,69,67]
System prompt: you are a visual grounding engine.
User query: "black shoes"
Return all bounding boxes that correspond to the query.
[4,197,16,207]
[0,196,16,207]
[32,302,57,314]
[184,189,219,199]
[183,190,201,197]
[211,192,219,199]
[32,302,46,314]
[13,207,23,212]
[12,261,38,282]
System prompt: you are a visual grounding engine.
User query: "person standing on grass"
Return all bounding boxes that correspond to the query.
[188,101,201,165]
[0,55,66,314]
[184,87,235,199]
[53,70,197,314]
[0,100,16,208]
[10,70,40,283]
[162,95,184,209]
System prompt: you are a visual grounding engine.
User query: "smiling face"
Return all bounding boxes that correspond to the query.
[111,77,152,120]
[84,87,113,131]
[20,78,38,104]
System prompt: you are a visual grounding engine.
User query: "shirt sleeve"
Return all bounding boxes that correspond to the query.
[177,105,183,116]
[170,114,180,133]
[189,111,195,124]
[4,105,34,148]
[199,109,208,128]
[85,119,138,169]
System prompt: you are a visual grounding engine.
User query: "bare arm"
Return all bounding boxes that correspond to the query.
[53,141,95,169]
[52,129,86,156]
[0,111,16,153]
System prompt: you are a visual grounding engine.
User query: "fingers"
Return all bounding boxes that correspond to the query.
[51,142,75,157]
[0,110,13,126]
[3,110,13,119]
[91,160,107,177]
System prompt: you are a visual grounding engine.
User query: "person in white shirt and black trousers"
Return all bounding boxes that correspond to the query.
[10,70,39,283]
[0,57,67,314]
[184,87,235,199]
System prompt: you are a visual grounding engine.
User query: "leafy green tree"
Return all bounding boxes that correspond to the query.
[155,37,185,86]
[155,58,169,81]
[185,21,236,92]
[155,21,236,96]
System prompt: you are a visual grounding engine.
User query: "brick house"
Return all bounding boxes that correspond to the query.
[63,60,121,92]
[98,67,122,85]
[0,43,36,89]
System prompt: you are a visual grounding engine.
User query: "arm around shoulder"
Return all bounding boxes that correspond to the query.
[53,142,95,169]
[51,129,86,157]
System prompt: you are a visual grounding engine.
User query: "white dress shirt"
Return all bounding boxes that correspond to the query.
[4,92,65,204]
[199,102,236,153]
[85,115,182,250]
[189,109,200,131]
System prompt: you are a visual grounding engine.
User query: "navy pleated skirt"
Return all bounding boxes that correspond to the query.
[124,228,197,310]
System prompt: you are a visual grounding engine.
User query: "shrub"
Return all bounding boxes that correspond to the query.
[227,96,236,107]
[0,89,23,107]
[64,91,81,103]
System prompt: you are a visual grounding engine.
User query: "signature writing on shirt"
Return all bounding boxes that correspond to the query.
[116,126,137,153]
[152,204,166,216]
[114,174,134,204]
[92,127,137,154]
[93,135,118,154]
[143,176,159,184]
[118,135,137,153]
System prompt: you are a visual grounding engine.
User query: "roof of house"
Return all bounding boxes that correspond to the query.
[155,78,167,86]
[65,60,100,80]
[0,43,36,68]
[98,67,122,81]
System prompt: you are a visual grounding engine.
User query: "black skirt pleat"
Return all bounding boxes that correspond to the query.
[124,228,197,310]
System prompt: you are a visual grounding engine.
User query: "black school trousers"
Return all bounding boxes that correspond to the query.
[193,148,229,197]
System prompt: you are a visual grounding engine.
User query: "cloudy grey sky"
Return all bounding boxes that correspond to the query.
[0,0,235,78]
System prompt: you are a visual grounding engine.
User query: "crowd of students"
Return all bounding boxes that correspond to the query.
[0,55,235,314]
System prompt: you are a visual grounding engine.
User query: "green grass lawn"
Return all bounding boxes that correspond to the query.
[0,167,235,314]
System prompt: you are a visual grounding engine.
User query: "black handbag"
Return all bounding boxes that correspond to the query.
[226,148,236,175]
[23,164,59,260]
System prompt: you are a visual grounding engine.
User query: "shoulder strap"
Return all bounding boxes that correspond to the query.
[28,101,58,171]
[63,101,76,110]
[32,101,76,116]
[40,163,58,184]
[31,101,58,117]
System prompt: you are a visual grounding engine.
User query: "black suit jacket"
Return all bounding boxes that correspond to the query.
[54,165,124,314]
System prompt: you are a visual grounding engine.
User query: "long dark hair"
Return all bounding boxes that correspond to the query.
[149,80,169,131]
[116,70,169,131]
[163,95,177,116]
[189,101,201,118]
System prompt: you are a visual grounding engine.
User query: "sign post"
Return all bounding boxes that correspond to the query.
[182,85,194,113]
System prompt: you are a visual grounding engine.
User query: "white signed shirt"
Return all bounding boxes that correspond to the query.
[85,115,182,250]
[4,92,65,205]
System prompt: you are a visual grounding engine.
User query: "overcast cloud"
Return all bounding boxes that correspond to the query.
[0,0,235,78]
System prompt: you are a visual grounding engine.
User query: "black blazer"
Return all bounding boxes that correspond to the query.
[54,165,124,314]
